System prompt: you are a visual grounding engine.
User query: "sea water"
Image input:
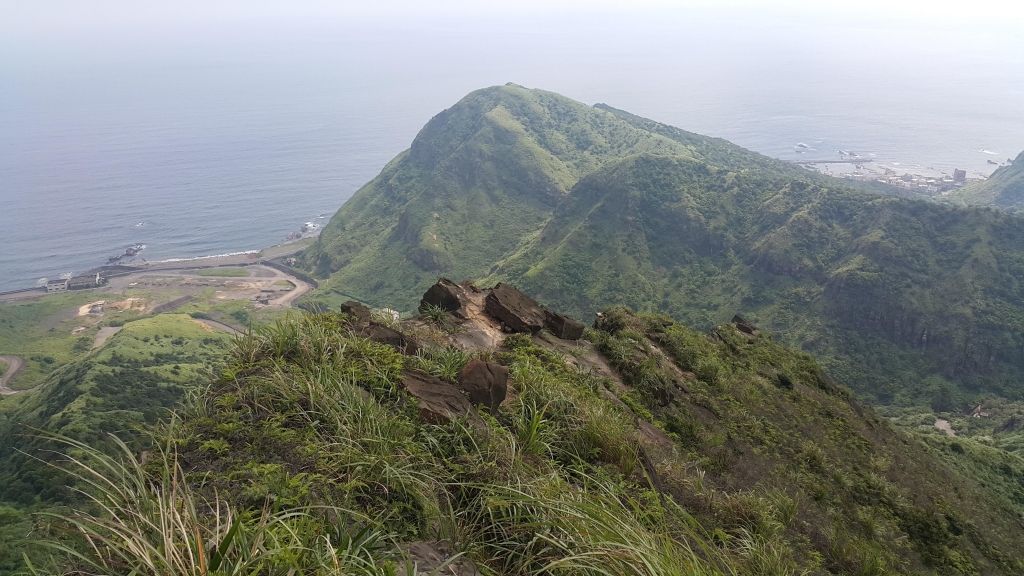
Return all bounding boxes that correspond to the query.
[2,8,1022,292]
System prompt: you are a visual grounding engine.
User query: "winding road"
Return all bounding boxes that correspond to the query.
[0,355,26,395]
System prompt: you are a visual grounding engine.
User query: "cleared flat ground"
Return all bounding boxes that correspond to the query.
[100,264,309,309]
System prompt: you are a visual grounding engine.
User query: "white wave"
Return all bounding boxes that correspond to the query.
[978,149,999,155]
[151,250,259,263]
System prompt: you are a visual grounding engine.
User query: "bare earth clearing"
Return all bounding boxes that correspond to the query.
[935,418,957,437]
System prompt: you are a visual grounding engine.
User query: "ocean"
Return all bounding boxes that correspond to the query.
[2,7,1023,292]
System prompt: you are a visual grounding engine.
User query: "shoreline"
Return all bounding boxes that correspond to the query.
[0,237,317,302]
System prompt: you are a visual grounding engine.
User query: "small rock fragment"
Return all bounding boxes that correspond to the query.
[400,371,480,425]
[361,324,419,355]
[457,360,508,413]
[544,309,585,340]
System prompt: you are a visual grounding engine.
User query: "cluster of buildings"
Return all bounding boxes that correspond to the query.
[45,272,105,293]
[878,168,968,195]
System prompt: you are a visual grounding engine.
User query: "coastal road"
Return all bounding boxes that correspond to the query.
[265,267,311,307]
[0,355,26,395]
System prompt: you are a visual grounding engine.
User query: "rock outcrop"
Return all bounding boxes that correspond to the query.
[419,278,470,318]
[732,315,760,336]
[416,279,585,341]
[485,283,547,334]
[457,360,508,413]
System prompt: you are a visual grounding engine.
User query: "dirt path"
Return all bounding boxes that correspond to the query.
[0,355,26,395]
[92,326,123,349]
[934,419,956,437]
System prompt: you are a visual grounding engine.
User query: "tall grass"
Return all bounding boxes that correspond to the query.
[457,478,736,576]
[26,430,404,576]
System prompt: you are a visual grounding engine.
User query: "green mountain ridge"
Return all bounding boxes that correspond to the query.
[946,152,1024,213]
[5,293,1024,575]
[300,84,1024,407]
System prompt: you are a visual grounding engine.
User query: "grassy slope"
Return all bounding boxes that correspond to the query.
[0,314,232,573]
[23,310,1024,575]
[0,292,113,390]
[945,151,1024,213]
[484,153,1024,405]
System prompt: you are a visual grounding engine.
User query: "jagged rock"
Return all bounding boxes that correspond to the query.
[419,278,469,317]
[340,301,372,325]
[400,541,482,576]
[544,309,584,340]
[485,283,546,334]
[732,315,760,336]
[361,324,419,355]
[457,360,508,413]
[400,371,480,425]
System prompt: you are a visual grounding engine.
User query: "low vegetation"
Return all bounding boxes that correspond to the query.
[0,314,232,573]
[5,307,1023,575]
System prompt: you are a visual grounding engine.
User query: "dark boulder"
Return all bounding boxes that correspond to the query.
[340,301,372,325]
[732,315,760,336]
[400,371,480,425]
[361,324,419,355]
[544,309,585,340]
[457,360,509,413]
[484,283,546,334]
[419,278,468,317]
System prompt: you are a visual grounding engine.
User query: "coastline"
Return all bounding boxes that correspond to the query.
[0,237,317,303]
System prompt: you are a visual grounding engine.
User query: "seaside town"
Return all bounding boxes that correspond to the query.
[795,149,1014,196]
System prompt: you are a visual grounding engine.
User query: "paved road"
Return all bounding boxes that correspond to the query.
[0,355,26,395]
[265,267,311,307]
[198,319,242,336]
[92,326,123,349]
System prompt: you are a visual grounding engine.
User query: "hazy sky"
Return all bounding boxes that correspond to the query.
[4,0,1023,40]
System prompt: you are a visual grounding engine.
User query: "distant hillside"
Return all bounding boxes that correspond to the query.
[946,151,1024,213]
[300,85,1024,408]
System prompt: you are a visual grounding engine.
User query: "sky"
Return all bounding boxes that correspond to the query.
[3,0,1023,39]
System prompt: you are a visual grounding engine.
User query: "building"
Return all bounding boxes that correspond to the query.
[45,279,69,292]
[68,273,102,290]
[953,169,967,183]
